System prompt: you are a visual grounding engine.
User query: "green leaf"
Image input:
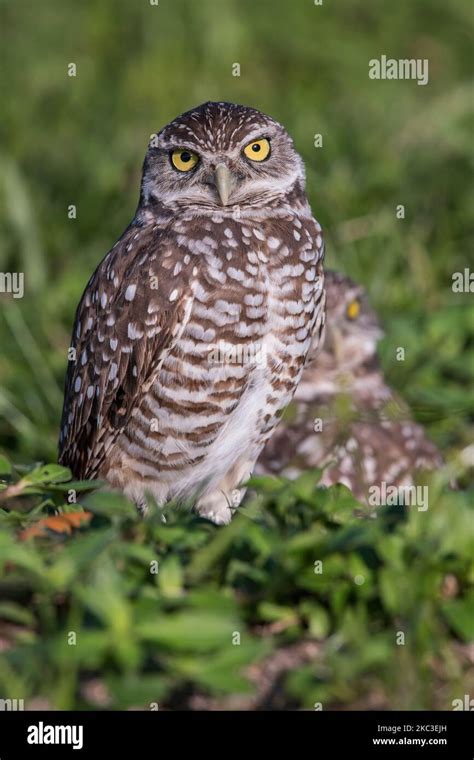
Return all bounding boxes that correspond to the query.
[168,638,269,694]
[23,464,72,486]
[84,491,137,519]
[442,593,474,641]
[0,601,35,626]
[291,470,323,502]
[319,484,362,524]
[258,601,297,623]
[158,555,183,598]
[0,455,12,477]
[47,480,103,493]
[106,674,169,709]
[299,602,330,639]
[136,611,241,652]
[0,532,46,578]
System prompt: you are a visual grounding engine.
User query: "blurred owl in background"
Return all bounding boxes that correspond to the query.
[58,102,325,524]
[257,270,442,502]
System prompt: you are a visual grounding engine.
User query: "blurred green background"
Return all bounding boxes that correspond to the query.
[0,0,472,711]
[0,0,473,464]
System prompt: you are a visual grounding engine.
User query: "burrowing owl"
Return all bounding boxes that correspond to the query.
[257,270,442,502]
[58,102,325,524]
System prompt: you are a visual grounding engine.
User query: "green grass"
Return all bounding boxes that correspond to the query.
[0,461,472,709]
[0,0,472,709]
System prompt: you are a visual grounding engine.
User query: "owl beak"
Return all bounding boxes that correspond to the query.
[214,163,233,206]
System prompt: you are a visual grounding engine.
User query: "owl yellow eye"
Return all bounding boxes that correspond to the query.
[346,300,360,320]
[243,138,271,162]
[171,149,199,172]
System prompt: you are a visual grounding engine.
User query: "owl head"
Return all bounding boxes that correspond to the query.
[139,101,305,211]
[302,271,384,395]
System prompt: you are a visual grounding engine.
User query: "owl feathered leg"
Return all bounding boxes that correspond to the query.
[195,490,235,525]
[195,456,255,525]
[135,496,148,516]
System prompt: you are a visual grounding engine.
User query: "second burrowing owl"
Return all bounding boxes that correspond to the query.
[58,102,325,523]
[257,270,442,502]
